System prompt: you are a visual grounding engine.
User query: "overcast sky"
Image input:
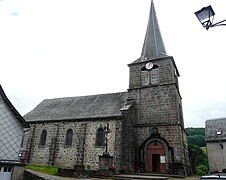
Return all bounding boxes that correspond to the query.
[1,0,226,127]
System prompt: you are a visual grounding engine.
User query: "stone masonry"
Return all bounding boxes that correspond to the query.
[22,119,123,170]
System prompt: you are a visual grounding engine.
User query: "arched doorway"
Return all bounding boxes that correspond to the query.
[146,141,166,173]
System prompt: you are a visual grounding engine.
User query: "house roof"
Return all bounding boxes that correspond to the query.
[0,85,29,128]
[24,92,127,122]
[205,118,226,142]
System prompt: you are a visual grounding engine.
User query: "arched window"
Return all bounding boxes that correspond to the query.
[39,129,47,147]
[96,127,105,147]
[65,128,73,147]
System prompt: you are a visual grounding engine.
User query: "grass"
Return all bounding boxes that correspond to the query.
[25,165,58,176]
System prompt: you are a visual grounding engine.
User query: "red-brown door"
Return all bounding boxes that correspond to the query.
[146,141,166,173]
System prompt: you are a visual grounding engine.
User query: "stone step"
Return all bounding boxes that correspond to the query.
[112,174,169,180]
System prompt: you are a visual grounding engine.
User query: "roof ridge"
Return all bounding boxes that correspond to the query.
[43,91,127,101]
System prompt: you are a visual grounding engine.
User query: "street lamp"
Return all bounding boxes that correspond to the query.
[195,5,226,30]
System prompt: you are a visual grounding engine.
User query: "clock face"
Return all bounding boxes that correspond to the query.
[145,62,153,70]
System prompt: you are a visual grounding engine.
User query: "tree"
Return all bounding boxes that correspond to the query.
[189,144,208,175]
[196,165,208,176]
[186,128,206,147]
[186,128,208,175]
[187,135,206,147]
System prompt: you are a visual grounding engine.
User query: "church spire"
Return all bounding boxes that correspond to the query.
[141,0,167,61]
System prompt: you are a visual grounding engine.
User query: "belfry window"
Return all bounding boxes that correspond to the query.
[150,66,160,85]
[141,63,160,86]
[39,129,47,147]
[141,71,150,86]
[96,127,105,147]
[65,128,73,147]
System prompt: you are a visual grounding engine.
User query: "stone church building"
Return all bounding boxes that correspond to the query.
[22,1,191,175]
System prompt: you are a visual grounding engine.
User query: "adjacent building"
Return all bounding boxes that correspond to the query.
[22,1,191,175]
[0,85,30,180]
[206,118,226,173]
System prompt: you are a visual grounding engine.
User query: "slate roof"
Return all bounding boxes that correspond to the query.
[140,0,167,61]
[24,92,127,122]
[205,118,226,142]
[0,85,29,128]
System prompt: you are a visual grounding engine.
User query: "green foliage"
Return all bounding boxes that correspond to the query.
[25,165,58,176]
[186,128,208,175]
[189,144,208,167]
[200,147,206,154]
[196,165,208,176]
[186,127,205,147]
[187,135,206,147]
[186,127,205,136]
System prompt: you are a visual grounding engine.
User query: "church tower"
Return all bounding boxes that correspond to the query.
[127,0,191,175]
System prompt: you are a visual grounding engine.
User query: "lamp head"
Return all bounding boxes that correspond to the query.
[195,5,215,30]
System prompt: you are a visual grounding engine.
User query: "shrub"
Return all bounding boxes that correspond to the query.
[196,165,208,176]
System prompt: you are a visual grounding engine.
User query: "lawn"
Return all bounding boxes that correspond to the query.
[25,165,58,176]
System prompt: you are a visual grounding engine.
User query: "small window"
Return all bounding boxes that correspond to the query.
[7,167,12,172]
[39,129,47,147]
[96,127,105,147]
[65,128,73,147]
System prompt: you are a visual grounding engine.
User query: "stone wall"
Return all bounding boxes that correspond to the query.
[22,119,122,170]
[128,85,179,125]
[129,57,176,89]
[121,102,137,171]
[11,166,25,180]
[127,56,190,174]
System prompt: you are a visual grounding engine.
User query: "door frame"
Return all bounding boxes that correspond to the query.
[140,136,171,173]
[146,141,165,173]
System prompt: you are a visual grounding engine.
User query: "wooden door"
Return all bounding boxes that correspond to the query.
[146,141,166,173]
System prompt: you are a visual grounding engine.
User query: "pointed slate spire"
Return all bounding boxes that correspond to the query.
[141,0,167,61]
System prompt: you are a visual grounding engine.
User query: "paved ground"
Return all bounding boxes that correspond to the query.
[26,169,200,180]
[170,177,200,180]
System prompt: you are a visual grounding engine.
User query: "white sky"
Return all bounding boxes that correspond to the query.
[1,0,226,128]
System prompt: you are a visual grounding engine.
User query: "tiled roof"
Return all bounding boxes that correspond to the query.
[205,118,226,142]
[24,92,127,122]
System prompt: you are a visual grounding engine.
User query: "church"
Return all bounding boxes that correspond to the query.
[21,1,191,175]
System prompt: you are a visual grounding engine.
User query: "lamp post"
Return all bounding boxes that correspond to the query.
[195,5,226,30]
